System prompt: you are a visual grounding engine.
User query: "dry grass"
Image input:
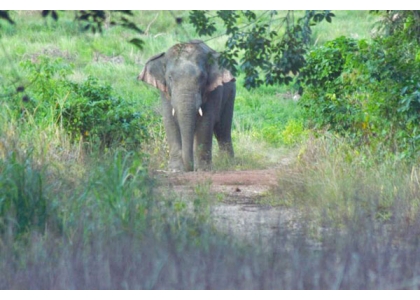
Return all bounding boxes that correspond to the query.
[2,128,420,289]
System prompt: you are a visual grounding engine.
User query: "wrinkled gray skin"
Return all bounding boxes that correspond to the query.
[138,40,236,172]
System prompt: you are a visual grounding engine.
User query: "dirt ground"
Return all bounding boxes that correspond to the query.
[157,163,317,250]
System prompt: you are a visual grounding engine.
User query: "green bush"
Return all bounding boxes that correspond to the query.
[280,119,308,145]
[298,36,361,132]
[62,76,149,150]
[298,32,420,159]
[11,57,149,150]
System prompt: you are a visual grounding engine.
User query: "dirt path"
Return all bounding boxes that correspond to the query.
[158,162,313,249]
[169,168,280,206]
[170,168,279,187]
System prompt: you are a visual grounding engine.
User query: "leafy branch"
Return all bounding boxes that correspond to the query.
[1,10,145,49]
[189,10,335,89]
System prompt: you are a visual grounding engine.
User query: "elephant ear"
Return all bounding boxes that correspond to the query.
[206,52,236,93]
[138,52,168,95]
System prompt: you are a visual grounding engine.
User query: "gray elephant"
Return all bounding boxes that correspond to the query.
[138,40,236,172]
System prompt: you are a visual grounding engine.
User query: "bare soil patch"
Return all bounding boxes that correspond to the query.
[156,163,313,249]
[170,168,279,187]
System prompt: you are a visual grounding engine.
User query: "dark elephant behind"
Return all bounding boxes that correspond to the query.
[138,40,236,172]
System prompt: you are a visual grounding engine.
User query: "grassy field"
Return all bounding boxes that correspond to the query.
[1,10,420,289]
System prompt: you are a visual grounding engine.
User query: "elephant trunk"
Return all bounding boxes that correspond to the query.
[180,122,195,171]
[173,92,202,171]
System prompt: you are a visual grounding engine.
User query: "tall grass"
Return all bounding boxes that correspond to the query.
[2,149,420,290]
[274,134,420,225]
[2,102,420,289]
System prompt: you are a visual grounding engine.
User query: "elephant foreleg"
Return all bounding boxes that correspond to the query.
[194,109,214,171]
[161,95,184,171]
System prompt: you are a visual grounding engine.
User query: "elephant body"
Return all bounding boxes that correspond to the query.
[139,40,236,172]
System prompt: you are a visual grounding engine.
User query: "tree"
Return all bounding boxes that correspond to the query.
[188,10,335,89]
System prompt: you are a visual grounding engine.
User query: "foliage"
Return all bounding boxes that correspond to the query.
[280,119,309,145]
[257,119,308,147]
[0,10,145,49]
[17,56,74,118]
[189,10,335,89]
[62,76,149,150]
[0,151,61,236]
[9,57,149,150]
[298,36,360,132]
[0,10,15,25]
[371,10,420,43]
[3,10,333,91]
[298,24,420,158]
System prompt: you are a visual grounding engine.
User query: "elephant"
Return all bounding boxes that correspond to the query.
[138,40,236,172]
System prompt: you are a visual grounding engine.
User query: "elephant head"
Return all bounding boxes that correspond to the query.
[138,40,235,171]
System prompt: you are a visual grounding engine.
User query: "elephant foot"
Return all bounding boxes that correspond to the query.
[218,143,234,158]
[168,160,185,173]
[196,167,211,172]
[195,161,211,172]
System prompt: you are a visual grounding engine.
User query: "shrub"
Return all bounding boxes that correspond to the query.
[11,56,149,151]
[62,76,149,150]
[280,119,308,145]
[298,33,420,159]
[297,36,361,132]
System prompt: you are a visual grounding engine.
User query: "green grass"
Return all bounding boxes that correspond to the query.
[1,10,420,289]
[311,11,380,44]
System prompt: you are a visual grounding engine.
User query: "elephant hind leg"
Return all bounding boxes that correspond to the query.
[214,131,234,158]
[214,83,235,158]
[214,115,234,158]
[194,125,213,171]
